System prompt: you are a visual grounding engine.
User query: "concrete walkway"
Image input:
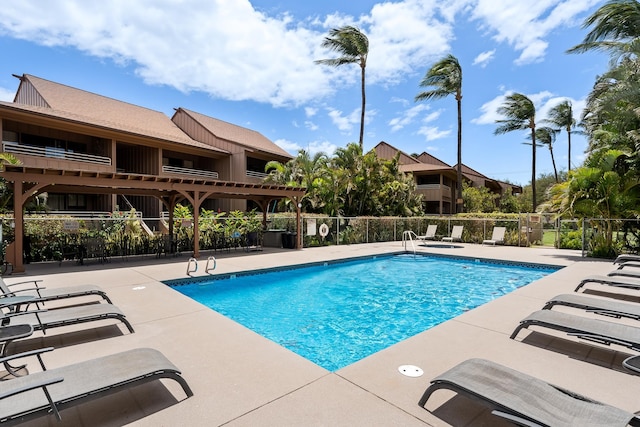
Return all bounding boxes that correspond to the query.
[3,242,640,426]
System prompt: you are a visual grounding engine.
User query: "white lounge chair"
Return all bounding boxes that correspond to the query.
[482,226,506,245]
[442,226,463,242]
[417,224,437,241]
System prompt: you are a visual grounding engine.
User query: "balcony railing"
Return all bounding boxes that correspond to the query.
[417,184,451,192]
[162,165,219,179]
[246,170,268,179]
[3,141,112,165]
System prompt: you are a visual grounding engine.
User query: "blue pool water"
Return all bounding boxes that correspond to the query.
[170,254,559,371]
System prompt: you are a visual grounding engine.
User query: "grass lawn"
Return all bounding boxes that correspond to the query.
[542,230,556,246]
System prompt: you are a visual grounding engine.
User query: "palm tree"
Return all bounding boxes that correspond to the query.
[545,100,576,172]
[535,127,559,182]
[546,149,640,254]
[494,93,538,211]
[567,0,640,58]
[0,153,20,211]
[316,26,369,150]
[415,54,463,213]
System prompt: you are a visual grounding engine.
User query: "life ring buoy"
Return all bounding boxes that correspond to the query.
[319,223,329,237]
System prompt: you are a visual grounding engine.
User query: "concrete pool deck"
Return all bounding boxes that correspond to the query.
[4,242,640,426]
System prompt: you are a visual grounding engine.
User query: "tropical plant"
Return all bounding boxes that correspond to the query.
[0,153,21,212]
[415,54,463,213]
[495,93,538,211]
[567,0,640,59]
[534,127,559,182]
[462,182,498,213]
[545,149,640,254]
[265,149,329,213]
[316,26,369,149]
[545,100,577,171]
[264,143,422,217]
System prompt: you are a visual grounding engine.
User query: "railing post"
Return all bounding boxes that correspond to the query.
[582,218,587,257]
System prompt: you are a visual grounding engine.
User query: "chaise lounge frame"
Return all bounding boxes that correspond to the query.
[0,347,193,425]
[510,310,640,351]
[0,277,112,306]
[419,358,640,427]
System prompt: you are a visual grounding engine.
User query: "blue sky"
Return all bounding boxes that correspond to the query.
[0,0,609,185]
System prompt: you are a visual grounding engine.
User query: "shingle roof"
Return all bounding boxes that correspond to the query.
[12,74,226,153]
[178,108,291,158]
[399,163,455,173]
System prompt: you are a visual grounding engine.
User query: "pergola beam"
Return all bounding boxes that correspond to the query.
[1,166,305,273]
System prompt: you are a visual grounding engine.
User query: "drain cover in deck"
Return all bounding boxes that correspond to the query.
[398,365,423,377]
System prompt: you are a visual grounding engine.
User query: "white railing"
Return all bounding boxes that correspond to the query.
[3,141,112,165]
[162,165,219,179]
[46,210,143,218]
[416,184,451,191]
[246,170,268,179]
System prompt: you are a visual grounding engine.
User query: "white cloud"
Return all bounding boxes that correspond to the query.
[305,107,317,117]
[470,0,600,65]
[388,104,429,132]
[418,126,450,141]
[0,0,600,109]
[0,0,332,107]
[473,90,585,130]
[274,138,302,154]
[326,107,359,132]
[422,110,442,123]
[472,92,511,125]
[0,86,14,101]
[362,0,457,85]
[305,120,319,131]
[308,140,338,156]
[472,49,495,67]
[275,137,337,156]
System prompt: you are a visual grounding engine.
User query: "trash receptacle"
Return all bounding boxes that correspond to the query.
[283,232,297,249]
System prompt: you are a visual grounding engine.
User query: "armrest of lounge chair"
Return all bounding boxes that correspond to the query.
[5,280,45,299]
[0,296,36,310]
[0,376,64,420]
[1,308,48,330]
[567,332,640,350]
[0,346,55,371]
[6,279,43,288]
[2,286,44,295]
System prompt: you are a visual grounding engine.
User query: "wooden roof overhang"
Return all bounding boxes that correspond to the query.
[1,166,306,273]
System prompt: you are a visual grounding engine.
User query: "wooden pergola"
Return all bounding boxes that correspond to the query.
[1,166,305,273]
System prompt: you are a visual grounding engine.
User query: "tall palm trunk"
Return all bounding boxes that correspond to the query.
[530,119,537,212]
[567,128,572,171]
[549,147,558,182]
[456,92,463,213]
[359,65,366,150]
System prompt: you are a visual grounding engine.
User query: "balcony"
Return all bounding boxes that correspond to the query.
[246,170,268,179]
[416,183,452,202]
[3,141,111,165]
[162,165,219,179]
[416,184,451,191]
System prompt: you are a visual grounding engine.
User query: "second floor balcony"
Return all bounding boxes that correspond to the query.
[3,141,111,165]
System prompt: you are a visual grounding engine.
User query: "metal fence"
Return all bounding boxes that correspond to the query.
[2,213,639,263]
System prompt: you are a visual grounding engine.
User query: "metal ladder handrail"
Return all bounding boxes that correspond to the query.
[205,256,216,274]
[187,257,198,276]
[402,230,417,255]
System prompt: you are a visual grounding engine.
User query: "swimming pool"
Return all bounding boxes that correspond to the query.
[169,254,559,371]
